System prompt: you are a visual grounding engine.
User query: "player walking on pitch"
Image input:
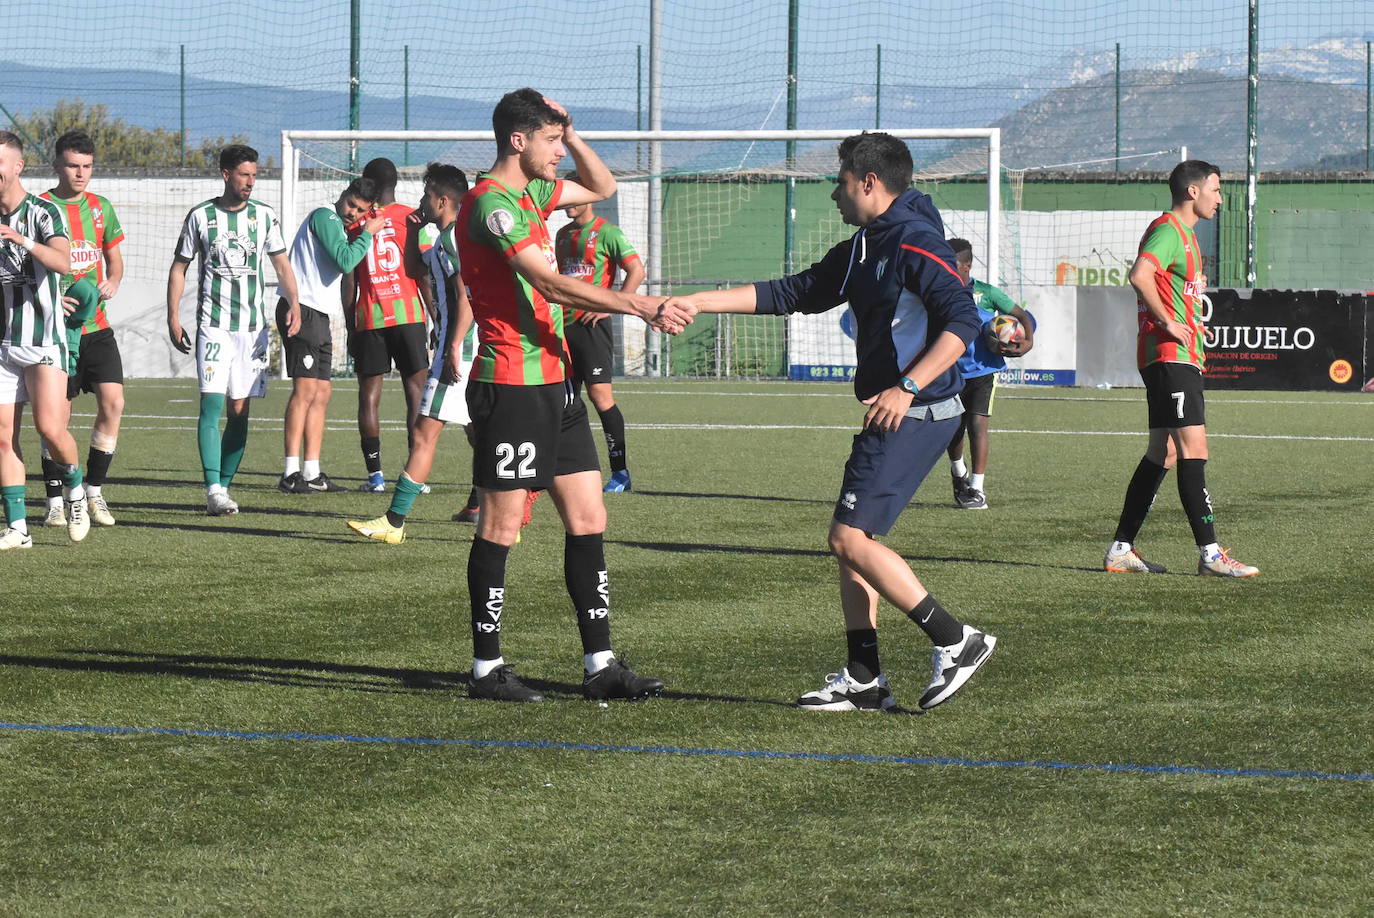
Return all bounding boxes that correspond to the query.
[343,158,429,493]
[1104,160,1258,577]
[348,163,474,542]
[277,178,384,494]
[678,132,998,712]
[943,237,1034,511]
[0,131,88,549]
[555,186,645,492]
[456,89,690,702]
[38,130,127,528]
[167,144,300,516]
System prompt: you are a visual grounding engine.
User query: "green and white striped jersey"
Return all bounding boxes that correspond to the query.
[0,193,69,349]
[175,198,286,332]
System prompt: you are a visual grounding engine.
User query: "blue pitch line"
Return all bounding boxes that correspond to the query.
[2,721,1370,783]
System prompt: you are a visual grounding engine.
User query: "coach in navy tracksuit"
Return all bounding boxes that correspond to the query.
[678,132,998,714]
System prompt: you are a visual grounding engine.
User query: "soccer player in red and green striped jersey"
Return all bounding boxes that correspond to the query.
[38,130,127,528]
[454,89,691,703]
[1105,160,1258,578]
[555,195,645,492]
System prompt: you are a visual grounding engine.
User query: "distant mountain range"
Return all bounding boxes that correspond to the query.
[5,36,1372,173]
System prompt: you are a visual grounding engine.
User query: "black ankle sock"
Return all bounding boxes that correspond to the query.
[1176,458,1218,546]
[361,436,382,476]
[564,532,612,654]
[41,455,63,500]
[597,405,627,473]
[468,537,510,660]
[906,595,964,646]
[1113,456,1168,544]
[86,446,115,488]
[845,628,881,683]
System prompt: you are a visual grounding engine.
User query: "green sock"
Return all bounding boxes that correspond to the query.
[219,412,249,488]
[198,393,225,489]
[61,463,84,491]
[2,484,25,526]
[388,472,426,521]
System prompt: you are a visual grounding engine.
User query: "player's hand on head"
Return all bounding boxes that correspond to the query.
[543,96,570,122]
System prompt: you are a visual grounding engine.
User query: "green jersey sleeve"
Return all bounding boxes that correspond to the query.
[469,189,535,256]
[975,280,1017,315]
[527,178,563,218]
[602,223,639,267]
[98,195,125,248]
[309,206,372,272]
[1139,220,1183,272]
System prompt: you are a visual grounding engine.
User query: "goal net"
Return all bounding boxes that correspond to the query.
[281,129,1004,381]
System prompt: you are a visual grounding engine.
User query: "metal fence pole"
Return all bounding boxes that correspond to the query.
[348,0,361,171]
[1114,42,1121,172]
[1245,0,1258,287]
[403,45,410,167]
[179,45,186,167]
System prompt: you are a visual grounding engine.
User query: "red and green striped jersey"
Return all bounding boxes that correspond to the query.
[1136,212,1206,370]
[174,198,286,332]
[0,193,68,352]
[456,174,567,386]
[555,216,640,321]
[39,190,124,335]
[350,201,425,330]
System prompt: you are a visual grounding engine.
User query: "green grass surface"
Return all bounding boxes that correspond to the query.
[3,380,1372,916]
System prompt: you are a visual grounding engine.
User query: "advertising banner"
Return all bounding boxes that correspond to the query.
[1202,289,1368,391]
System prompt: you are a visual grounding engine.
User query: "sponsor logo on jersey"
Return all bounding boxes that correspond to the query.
[875,257,888,280]
[562,262,594,279]
[1183,280,1204,297]
[840,491,857,510]
[209,233,255,278]
[486,209,516,236]
[69,239,102,275]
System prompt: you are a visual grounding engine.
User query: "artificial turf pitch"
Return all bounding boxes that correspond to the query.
[3,379,1371,916]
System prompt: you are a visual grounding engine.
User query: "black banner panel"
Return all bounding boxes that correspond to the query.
[1202,290,1369,391]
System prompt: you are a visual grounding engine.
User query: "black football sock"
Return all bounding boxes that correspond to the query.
[361,436,382,476]
[564,532,612,655]
[597,405,628,473]
[467,537,510,662]
[906,595,964,647]
[41,454,63,501]
[1176,458,1218,547]
[845,628,881,684]
[85,445,115,488]
[1113,456,1168,544]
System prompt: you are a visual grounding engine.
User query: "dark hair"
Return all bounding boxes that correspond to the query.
[0,130,23,154]
[55,130,95,159]
[219,144,258,172]
[947,238,973,261]
[492,88,569,156]
[1169,159,1220,204]
[362,157,398,192]
[837,132,913,195]
[423,162,469,201]
[342,177,380,203]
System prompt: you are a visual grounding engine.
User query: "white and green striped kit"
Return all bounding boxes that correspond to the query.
[0,194,69,351]
[175,199,286,332]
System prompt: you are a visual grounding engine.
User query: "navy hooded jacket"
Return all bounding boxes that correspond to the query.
[753,189,982,404]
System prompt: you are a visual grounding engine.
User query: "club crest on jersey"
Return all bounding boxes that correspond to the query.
[486,209,516,236]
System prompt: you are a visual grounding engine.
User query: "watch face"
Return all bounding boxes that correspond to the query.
[902,377,916,392]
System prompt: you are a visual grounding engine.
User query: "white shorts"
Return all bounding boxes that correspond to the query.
[0,345,64,405]
[198,326,269,400]
[418,370,471,425]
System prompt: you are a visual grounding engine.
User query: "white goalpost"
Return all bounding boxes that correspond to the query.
[281,127,1003,380]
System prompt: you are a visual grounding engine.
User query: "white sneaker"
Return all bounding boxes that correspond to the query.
[89,494,116,526]
[67,498,91,543]
[207,492,240,516]
[1104,544,1167,574]
[1199,548,1259,578]
[919,625,997,710]
[44,504,66,527]
[797,667,895,711]
[0,527,33,550]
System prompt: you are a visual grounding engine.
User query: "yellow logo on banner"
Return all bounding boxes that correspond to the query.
[1329,360,1353,384]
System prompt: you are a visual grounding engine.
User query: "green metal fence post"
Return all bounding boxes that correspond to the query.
[349,0,361,171]
[1114,42,1121,173]
[1245,0,1258,287]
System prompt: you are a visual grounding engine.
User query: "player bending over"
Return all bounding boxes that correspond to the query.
[943,236,1034,510]
[678,132,998,712]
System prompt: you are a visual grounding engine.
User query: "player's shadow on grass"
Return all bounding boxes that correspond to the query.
[115,517,363,544]
[5,650,796,708]
[632,488,832,506]
[612,538,1107,574]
